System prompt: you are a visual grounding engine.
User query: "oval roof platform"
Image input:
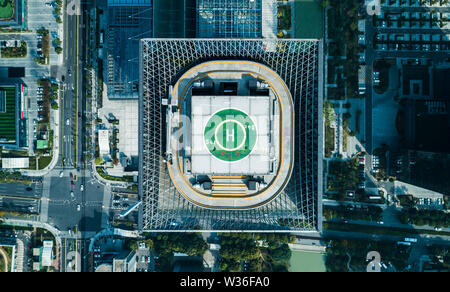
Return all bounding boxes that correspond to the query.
[166,60,295,210]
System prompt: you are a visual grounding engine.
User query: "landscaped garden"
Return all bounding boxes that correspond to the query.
[326,0,361,99]
[0,40,27,58]
[324,101,336,157]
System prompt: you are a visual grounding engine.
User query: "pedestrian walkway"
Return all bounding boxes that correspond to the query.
[262,0,277,39]
[15,239,24,272]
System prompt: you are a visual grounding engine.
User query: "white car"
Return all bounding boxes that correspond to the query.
[66,119,70,126]
[59,171,64,178]
[77,204,81,211]
[80,184,84,192]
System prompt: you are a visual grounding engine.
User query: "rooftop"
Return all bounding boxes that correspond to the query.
[166,60,293,209]
[139,38,322,231]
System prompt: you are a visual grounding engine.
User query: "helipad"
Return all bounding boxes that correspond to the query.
[191,95,271,174]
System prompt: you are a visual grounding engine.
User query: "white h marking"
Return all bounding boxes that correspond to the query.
[226,129,234,143]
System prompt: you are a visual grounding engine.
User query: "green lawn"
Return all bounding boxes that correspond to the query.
[294,0,323,39]
[0,86,17,143]
[38,156,52,170]
[0,0,14,20]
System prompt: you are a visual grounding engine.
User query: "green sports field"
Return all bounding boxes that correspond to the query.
[289,250,327,272]
[0,86,17,143]
[294,0,323,39]
[0,0,14,20]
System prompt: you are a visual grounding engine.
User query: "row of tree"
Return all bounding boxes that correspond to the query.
[324,205,383,222]
[218,233,295,272]
[398,208,450,228]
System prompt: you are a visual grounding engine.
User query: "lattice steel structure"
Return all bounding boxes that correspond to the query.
[197,0,262,38]
[139,39,323,232]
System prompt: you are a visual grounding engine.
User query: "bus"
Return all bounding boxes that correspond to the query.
[404,238,417,243]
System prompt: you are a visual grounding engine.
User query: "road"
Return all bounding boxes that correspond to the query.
[60,11,77,168]
[46,1,106,272]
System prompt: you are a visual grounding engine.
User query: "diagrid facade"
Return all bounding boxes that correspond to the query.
[139,39,323,232]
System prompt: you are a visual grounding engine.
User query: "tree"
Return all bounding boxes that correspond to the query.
[127,240,138,251]
[269,244,291,263]
[145,239,154,251]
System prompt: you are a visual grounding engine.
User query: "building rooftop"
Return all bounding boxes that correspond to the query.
[139,38,322,232]
[191,95,271,175]
[165,61,293,209]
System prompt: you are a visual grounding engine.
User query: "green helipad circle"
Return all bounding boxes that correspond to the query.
[204,109,257,162]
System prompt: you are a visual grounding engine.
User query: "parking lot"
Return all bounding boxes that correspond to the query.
[136,242,154,272]
[26,0,63,65]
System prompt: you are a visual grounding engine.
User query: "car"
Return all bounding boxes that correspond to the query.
[77,204,81,211]
[26,187,33,191]
[71,181,75,188]
[359,157,365,165]
[70,172,73,180]
[66,119,70,126]
[59,171,64,178]
[70,191,74,198]
[80,184,84,192]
